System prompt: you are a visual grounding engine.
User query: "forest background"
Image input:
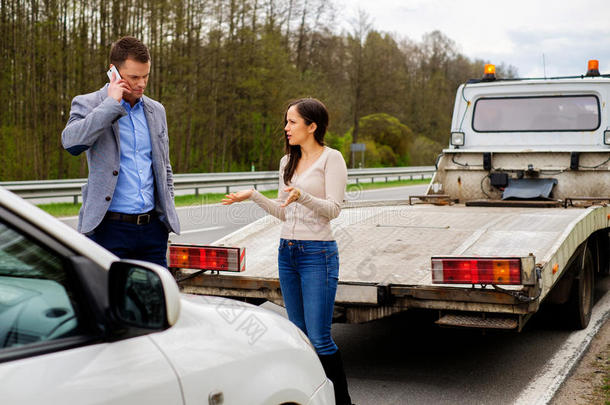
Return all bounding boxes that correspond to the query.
[0,0,516,181]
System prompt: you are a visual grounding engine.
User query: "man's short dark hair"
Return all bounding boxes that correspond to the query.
[109,36,150,67]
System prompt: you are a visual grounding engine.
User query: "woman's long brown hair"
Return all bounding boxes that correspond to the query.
[283,98,329,185]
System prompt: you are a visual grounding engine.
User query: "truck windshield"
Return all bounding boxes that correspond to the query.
[472,95,600,132]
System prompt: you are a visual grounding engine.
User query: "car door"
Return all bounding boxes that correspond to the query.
[0,208,183,405]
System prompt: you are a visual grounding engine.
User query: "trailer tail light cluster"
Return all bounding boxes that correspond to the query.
[431,257,521,285]
[169,244,245,272]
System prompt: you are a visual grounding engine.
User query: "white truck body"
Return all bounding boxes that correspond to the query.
[174,69,610,331]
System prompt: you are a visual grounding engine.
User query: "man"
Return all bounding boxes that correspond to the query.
[62,36,180,267]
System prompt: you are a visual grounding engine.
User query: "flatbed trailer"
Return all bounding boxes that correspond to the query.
[173,200,609,330]
[171,62,610,331]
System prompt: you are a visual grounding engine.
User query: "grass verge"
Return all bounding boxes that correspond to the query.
[599,342,610,404]
[37,178,430,217]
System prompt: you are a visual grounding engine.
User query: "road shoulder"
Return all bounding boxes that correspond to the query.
[550,318,609,405]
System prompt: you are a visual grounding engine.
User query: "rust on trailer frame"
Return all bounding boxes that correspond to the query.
[390,285,521,305]
[563,197,610,208]
[173,270,533,319]
[175,272,384,305]
[344,306,404,324]
[394,297,530,314]
[408,194,453,205]
[174,271,525,305]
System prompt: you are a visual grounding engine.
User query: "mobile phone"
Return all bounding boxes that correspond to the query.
[106,66,121,81]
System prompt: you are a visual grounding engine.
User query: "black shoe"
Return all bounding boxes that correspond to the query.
[318,350,353,405]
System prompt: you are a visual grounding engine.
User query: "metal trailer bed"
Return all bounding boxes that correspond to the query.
[174,200,610,329]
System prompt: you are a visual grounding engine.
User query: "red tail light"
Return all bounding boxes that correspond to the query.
[432,257,521,284]
[169,244,245,272]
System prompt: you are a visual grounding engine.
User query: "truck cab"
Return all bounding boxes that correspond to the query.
[434,62,610,203]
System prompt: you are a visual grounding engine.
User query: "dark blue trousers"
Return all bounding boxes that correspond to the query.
[88,215,169,267]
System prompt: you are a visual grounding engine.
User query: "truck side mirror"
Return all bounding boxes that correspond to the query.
[108,261,181,333]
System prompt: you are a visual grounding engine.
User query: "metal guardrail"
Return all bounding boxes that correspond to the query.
[1,166,435,203]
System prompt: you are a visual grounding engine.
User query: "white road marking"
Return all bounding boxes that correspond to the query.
[514,287,610,405]
[179,226,225,235]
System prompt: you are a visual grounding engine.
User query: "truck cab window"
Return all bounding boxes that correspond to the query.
[473,95,600,132]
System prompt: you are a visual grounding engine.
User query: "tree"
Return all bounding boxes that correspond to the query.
[0,0,517,179]
[345,8,371,168]
[358,113,414,166]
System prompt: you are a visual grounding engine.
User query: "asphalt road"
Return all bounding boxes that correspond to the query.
[260,276,609,405]
[59,185,609,404]
[334,276,609,405]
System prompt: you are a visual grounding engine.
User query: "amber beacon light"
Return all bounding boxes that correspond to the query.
[586,59,600,76]
[482,64,496,81]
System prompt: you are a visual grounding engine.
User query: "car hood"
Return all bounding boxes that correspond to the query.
[156,294,311,352]
[148,294,326,404]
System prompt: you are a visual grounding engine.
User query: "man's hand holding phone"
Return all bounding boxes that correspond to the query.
[106,65,131,103]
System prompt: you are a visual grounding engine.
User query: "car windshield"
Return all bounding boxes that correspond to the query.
[472,95,600,132]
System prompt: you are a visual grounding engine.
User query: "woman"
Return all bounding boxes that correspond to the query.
[222,98,352,405]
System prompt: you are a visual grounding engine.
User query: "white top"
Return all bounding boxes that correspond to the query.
[250,146,348,240]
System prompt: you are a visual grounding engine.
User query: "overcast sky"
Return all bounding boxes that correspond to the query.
[339,0,610,78]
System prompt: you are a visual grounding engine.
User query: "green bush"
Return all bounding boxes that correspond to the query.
[410,135,443,165]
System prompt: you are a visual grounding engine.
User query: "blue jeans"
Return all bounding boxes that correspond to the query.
[278,239,339,355]
[88,215,169,267]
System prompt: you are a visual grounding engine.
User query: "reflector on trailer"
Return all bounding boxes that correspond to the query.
[431,257,521,285]
[169,244,245,272]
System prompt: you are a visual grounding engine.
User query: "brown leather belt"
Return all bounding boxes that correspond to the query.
[105,210,156,225]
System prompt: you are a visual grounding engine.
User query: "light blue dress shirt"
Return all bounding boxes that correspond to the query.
[109,98,155,214]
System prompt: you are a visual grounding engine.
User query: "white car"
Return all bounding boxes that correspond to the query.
[0,187,334,405]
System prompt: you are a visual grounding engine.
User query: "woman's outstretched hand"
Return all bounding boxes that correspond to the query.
[221,189,253,205]
[281,187,301,207]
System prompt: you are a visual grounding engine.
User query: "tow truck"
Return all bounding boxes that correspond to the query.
[169,60,610,331]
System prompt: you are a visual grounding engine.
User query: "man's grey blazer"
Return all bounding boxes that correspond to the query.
[62,84,180,235]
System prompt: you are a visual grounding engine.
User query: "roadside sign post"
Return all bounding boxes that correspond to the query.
[350,143,366,168]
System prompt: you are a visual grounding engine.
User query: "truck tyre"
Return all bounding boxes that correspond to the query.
[566,248,594,329]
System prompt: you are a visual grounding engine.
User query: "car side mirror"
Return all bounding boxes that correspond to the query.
[108,261,181,333]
